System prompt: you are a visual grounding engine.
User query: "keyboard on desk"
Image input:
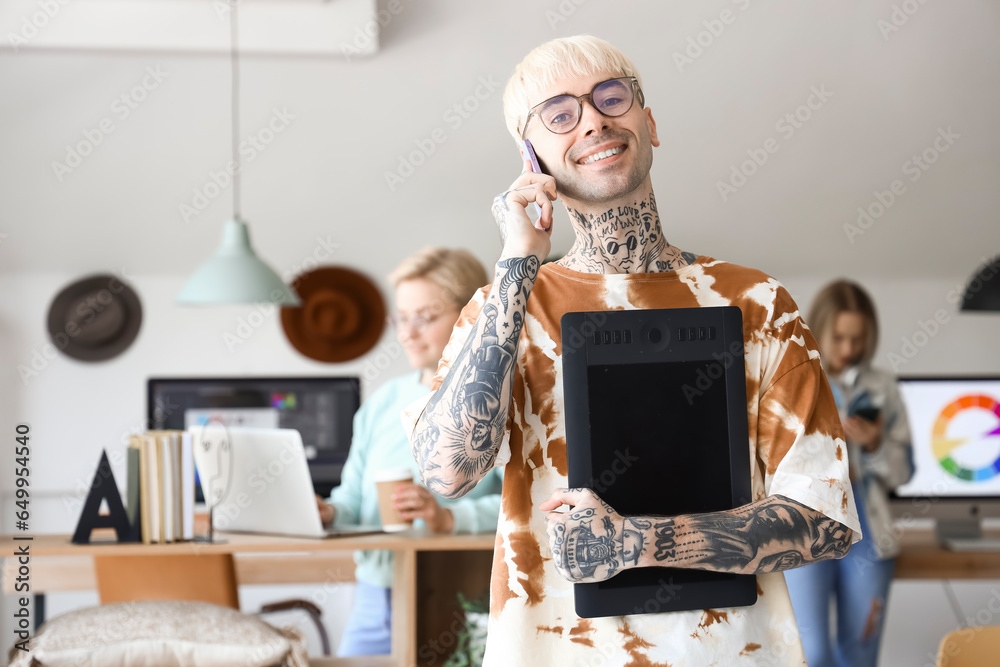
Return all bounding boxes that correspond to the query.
[944,538,1000,552]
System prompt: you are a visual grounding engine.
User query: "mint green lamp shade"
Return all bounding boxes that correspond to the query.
[177,218,301,305]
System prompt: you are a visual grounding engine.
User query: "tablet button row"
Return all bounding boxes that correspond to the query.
[592,330,635,345]
[677,326,717,341]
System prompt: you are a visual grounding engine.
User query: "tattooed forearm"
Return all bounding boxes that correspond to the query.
[636,495,852,575]
[541,490,846,584]
[411,255,539,498]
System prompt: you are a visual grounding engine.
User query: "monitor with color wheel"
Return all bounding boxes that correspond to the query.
[892,376,1000,551]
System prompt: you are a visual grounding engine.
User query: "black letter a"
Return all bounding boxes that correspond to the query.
[71,450,138,544]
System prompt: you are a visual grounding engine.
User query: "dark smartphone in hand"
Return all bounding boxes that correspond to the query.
[852,406,881,422]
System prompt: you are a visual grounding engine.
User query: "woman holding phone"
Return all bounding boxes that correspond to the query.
[315,247,502,657]
[784,280,913,667]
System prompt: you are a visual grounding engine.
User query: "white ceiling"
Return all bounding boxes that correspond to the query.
[0,0,998,283]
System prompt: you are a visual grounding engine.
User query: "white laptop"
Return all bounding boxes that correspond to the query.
[189,426,383,539]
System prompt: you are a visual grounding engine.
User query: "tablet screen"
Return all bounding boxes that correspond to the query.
[587,360,734,517]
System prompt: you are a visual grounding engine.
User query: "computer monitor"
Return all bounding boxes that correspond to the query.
[147,376,360,498]
[892,376,1000,548]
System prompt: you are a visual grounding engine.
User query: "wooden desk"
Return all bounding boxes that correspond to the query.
[1,530,496,667]
[894,526,1000,579]
[5,527,998,665]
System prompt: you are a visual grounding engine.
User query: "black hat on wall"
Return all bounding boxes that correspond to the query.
[46,274,143,362]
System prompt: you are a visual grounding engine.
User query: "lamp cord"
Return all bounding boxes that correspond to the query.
[942,580,966,628]
[230,1,241,221]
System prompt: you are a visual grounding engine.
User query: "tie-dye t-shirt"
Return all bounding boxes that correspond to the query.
[403,256,862,666]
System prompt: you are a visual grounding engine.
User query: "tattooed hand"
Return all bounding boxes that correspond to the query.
[539,488,637,584]
[492,159,557,260]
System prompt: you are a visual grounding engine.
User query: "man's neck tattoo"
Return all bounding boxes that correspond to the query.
[557,192,698,275]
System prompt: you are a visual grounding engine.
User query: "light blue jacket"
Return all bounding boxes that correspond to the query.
[327,371,503,588]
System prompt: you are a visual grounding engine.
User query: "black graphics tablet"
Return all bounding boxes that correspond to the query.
[561,306,756,618]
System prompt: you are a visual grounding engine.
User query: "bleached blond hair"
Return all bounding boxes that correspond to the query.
[502,35,644,143]
[388,247,489,310]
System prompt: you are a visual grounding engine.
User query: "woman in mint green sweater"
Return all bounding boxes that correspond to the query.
[316,248,503,657]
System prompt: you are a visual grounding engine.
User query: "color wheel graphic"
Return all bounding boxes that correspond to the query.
[932,394,1000,482]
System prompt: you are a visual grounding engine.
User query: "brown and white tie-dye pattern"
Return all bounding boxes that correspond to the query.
[403,256,862,666]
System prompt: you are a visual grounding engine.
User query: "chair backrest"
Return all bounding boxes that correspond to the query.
[94,554,240,609]
[937,625,1000,667]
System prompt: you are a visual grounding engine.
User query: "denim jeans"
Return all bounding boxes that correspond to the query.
[337,580,392,656]
[785,486,894,667]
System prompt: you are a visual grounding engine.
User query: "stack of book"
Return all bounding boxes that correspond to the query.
[126,430,195,544]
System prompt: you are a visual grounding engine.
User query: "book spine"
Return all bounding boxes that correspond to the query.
[159,434,172,543]
[139,435,156,544]
[149,435,163,543]
[181,431,195,541]
[126,438,142,542]
[171,432,182,541]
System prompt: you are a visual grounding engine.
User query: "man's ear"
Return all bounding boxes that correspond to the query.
[645,107,660,148]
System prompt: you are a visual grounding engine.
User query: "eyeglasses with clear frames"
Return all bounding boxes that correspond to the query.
[520,76,645,140]
[390,310,452,334]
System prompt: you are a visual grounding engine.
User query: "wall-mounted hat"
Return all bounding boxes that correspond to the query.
[281,266,386,363]
[46,274,143,362]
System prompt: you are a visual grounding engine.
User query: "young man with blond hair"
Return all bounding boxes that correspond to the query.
[404,36,861,665]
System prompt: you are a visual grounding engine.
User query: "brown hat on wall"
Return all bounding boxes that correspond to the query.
[281,266,386,363]
[46,274,143,362]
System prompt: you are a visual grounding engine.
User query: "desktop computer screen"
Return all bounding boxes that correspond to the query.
[147,376,360,498]
[893,376,1000,546]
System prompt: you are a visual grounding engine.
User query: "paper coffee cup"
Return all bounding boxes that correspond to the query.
[374,467,414,532]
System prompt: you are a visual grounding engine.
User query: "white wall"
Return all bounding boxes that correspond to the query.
[783,275,1000,377]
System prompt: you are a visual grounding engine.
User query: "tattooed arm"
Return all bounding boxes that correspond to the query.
[410,162,555,499]
[410,254,539,498]
[540,488,852,584]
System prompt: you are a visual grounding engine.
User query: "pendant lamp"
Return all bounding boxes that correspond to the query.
[959,255,1000,312]
[177,4,300,306]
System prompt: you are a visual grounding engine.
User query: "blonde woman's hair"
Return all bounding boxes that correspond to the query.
[808,280,880,366]
[502,35,644,143]
[388,247,490,310]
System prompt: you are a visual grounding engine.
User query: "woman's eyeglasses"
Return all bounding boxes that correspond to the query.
[390,310,451,334]
[520,76,644,140]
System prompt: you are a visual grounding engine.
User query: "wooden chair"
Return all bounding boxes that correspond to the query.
[94,553,331,655]
[936,625,1000,667]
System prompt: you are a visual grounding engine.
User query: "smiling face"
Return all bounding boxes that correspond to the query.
[521,71,659,205]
